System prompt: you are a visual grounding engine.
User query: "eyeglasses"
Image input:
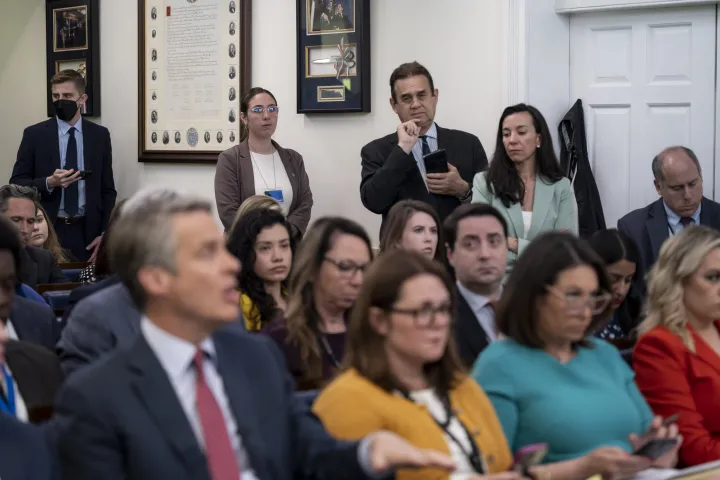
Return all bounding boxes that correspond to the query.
[250,106,279,115]
[324,257,367,276]
[546,285,611,315]
[388,303,452,328]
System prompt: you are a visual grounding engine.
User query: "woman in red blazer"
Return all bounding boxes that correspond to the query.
[634,225,720,466]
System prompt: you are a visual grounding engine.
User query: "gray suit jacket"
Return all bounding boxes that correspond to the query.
[57,283,247,377]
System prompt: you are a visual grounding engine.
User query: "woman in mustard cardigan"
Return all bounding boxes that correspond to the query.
[313,250,528,480]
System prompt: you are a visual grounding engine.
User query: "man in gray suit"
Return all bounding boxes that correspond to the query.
[57,188,246,377]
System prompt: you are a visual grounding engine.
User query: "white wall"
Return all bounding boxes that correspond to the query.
[1,0,505,244]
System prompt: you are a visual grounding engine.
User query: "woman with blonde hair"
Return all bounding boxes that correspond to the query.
[263,216,373,390]
[634,225,720,466]
[228,194,281,235]
[30,203,72,264]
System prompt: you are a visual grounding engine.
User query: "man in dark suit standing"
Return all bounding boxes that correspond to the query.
[618,146,720,294]
[0,184,68,288]
[444,204,508,368]
[11,69,116,262]
[360,61,488,233]
[53,187,454,479]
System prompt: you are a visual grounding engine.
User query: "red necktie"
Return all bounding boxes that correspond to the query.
[194,350,241,480]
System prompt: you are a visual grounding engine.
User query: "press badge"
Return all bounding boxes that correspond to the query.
[265,189,284,203]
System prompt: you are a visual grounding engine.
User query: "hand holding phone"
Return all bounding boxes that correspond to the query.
[633,438,678,460]
[79,170,93,179]
[423,149,449,174]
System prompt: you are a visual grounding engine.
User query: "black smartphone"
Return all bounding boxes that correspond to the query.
[633,438,678,459]
[423,149,449,174]
[79,170,93,179]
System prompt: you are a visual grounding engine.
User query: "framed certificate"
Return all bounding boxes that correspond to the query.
[45,0,101,117]
[297,0,370,114]
[138,0,252,163]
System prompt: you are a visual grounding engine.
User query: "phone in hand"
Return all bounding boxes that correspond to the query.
[633,438,678,460]
[78,170,93,179]
[423,149,449,174]
[513,443,548,472]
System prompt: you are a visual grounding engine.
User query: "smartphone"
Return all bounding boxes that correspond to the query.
[514,443,548,471]
[423,149,449,174]
[78,170,93,179]
[633,438,678,460]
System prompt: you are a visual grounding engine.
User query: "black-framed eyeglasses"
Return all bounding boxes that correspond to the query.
[388,303,452,328]
[546,286,612,315]
[323,257,367,276]
[250,106,279,115]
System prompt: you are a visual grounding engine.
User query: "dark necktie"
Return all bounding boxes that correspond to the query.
[419,135,432,156]
[64,127,79,216]
[680,217,695,228]
[194,350,241,480]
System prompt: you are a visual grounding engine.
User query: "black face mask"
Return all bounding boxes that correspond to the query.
[53,99,79,122]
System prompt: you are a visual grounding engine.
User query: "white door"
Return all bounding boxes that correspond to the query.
[569,6,716,228]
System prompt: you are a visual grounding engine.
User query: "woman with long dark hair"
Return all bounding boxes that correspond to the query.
[379,200,444,263]
[263,216,373,390]
[227,208,294,332]
[215,87,313,239]
[587,228,642,341]
[472,104,577,274]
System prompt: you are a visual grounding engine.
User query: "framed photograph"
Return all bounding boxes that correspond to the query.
[45,0,101,116]
[297,0,370,114]
[138,0,252,164]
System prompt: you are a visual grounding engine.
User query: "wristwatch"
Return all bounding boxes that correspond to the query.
[457,186,472,203]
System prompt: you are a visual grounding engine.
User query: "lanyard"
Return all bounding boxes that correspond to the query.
[0,365,16,416]
[403,391,485,474]
[319,334,341,368]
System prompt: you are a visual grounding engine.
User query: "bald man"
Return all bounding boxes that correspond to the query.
[618,146,720,294]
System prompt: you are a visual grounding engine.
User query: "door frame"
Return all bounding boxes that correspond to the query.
[504,0,719,201]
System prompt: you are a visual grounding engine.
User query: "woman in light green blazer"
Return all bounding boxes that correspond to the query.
[472,104,577,273]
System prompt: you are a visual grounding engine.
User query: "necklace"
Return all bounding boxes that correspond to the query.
[250,150,277,189]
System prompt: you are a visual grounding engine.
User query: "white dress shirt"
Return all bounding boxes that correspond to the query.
[5,319,18,341]
[456,281,499,342]
[141,317,257,479]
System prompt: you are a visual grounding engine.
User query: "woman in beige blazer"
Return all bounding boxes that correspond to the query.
[215,87,313,238]
[472,104,577,273]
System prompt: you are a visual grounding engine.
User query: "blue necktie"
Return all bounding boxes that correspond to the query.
[0,365,16,416]
[64,127,79,216]
[419,135,432,156]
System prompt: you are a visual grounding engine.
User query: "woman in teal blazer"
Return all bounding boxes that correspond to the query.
[472,104,577,273]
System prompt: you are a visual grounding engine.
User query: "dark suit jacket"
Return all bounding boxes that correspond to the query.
[5,340,64,420]
[61,274,121,324]
[53,329,367,480]
[10,117,117,242]
[454,288,491,369]
[19,246,69,289]
[0,412,57,480]
[617,197,720,294]
[360,125,488,229]
[10,296,58,351]
[559,99,606,237]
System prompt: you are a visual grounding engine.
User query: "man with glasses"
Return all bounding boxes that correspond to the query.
[360,61,488,234]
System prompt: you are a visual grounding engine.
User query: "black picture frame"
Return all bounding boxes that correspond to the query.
[297,0,370,114]
[137,0,252,164]
[45,0,101,117]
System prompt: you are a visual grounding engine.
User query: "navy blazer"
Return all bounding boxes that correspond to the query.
[360,125,487,230]
[10,295,58,351]
[10,118,117,243]
[19,246,69,289]
[0,412,57,480]
[53,328,365,480]
[618,197,720,294]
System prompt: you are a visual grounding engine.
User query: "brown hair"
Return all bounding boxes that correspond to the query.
[343,249,464,398]
[50,69,86,95]
[35,203,71,264]
[379,200,444,262]
[389,61,435,102]
[285,217,373,387]
[497,231,612,349]
[94,199,128,277]
[228,195,281,237]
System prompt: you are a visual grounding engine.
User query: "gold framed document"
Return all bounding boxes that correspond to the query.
[138,0,252,163]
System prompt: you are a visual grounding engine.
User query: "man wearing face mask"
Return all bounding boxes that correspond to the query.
[10,69,116,262]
